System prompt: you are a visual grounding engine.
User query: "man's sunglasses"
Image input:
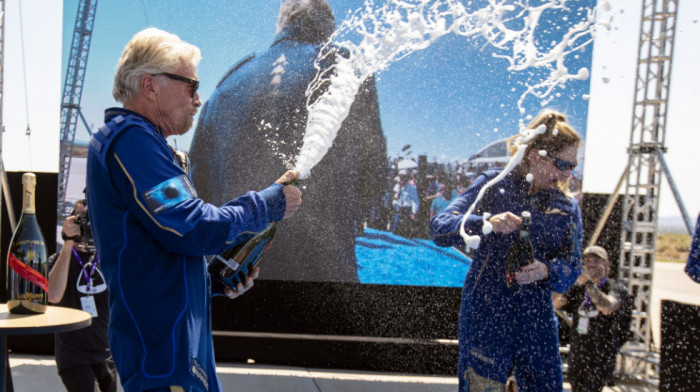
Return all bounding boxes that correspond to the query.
[153,72,199,98]
[551,156,578,171]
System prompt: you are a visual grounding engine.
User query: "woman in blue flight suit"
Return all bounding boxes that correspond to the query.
[431,110,583,391]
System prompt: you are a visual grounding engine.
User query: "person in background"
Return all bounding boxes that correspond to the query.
[554,245,632,392]
[49,199,118,392]
[685,213,700,283]
[452,175,470,200]
[429,182,453,219]
[189,0,387,282]
[392,169,420,237]
[85,28,301,392]
[431,110,583,391]
[424,172,446,232]
[425,174,439,202]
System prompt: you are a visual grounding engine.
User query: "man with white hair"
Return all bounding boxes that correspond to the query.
[86,28,301,392]
[189,0,387,282]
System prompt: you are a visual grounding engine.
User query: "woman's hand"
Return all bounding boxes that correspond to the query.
[515,260,549,284]
[489,212,521,234]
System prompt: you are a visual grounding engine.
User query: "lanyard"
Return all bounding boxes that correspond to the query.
[583,277,607,310]
[72,247,99,293]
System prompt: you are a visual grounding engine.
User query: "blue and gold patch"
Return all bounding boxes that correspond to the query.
[143,174,196,214]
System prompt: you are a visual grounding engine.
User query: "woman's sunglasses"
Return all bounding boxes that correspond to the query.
[551,156,578,171]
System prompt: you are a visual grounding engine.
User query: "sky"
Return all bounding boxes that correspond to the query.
[1,0,699,221]
[582,1,700,222]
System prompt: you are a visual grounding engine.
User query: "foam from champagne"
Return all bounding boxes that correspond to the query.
[292,0,611,180]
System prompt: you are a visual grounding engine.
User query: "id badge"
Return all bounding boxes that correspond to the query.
[577,316,589,335]
[80,296,98,318]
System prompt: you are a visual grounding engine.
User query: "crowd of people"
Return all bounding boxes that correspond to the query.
[367,165,471,239]
[371,154,583,242]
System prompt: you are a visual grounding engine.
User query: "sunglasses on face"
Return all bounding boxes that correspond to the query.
[550,156,578,171]
[153,72,199,98]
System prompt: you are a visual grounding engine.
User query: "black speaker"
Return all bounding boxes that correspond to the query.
[580,193,622,279]
[660,300,700,391]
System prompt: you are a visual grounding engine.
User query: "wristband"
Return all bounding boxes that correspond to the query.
[585,280,596,289]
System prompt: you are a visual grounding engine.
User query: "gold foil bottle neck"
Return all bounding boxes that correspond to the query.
[21,172,37,214]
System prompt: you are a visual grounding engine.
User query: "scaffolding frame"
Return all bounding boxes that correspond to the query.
[57,0,98,218]
[617,0,679,387]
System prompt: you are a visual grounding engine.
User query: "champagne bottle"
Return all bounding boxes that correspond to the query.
[7,173,49,314]
[505,211,533,291]
[208,222,277,290]
[207,179,297,290]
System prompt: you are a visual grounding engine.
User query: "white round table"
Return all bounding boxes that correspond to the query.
[0,304,91,391]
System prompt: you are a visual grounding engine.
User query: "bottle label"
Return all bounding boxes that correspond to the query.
[23,188,36,214]
[8,252,49,293]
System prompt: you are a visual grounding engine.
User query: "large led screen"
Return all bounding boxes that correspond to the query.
[61,0,597,286]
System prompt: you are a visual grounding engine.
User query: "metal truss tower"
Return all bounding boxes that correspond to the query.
[618,0,679,386]
[57,0,98,217]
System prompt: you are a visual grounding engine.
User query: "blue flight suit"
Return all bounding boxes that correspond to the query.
[86,108,287,392]
[431,169,582,392]
[686,213,700,283]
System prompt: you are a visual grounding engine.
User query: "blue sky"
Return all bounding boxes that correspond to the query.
[62,0,594,162]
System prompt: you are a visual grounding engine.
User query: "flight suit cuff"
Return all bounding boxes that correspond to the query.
[258,183,286,222]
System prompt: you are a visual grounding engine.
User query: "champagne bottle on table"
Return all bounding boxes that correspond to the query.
[207,179,297,290]
[7,173,49,314]
[505,211,533,291]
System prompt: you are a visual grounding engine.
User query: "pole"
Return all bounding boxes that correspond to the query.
[656,149,693,234]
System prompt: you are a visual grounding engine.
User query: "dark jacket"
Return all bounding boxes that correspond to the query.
[190,25,388,282]
[563,279,631,389]
[49,249,110,370]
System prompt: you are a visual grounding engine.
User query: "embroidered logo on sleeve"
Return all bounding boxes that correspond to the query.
[544,207,568,216]
[142,174,196,214]
[190,358,209,391]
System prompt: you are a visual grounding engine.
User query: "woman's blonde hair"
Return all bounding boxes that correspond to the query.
[507,110,581,195]
[112,28,202,104]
